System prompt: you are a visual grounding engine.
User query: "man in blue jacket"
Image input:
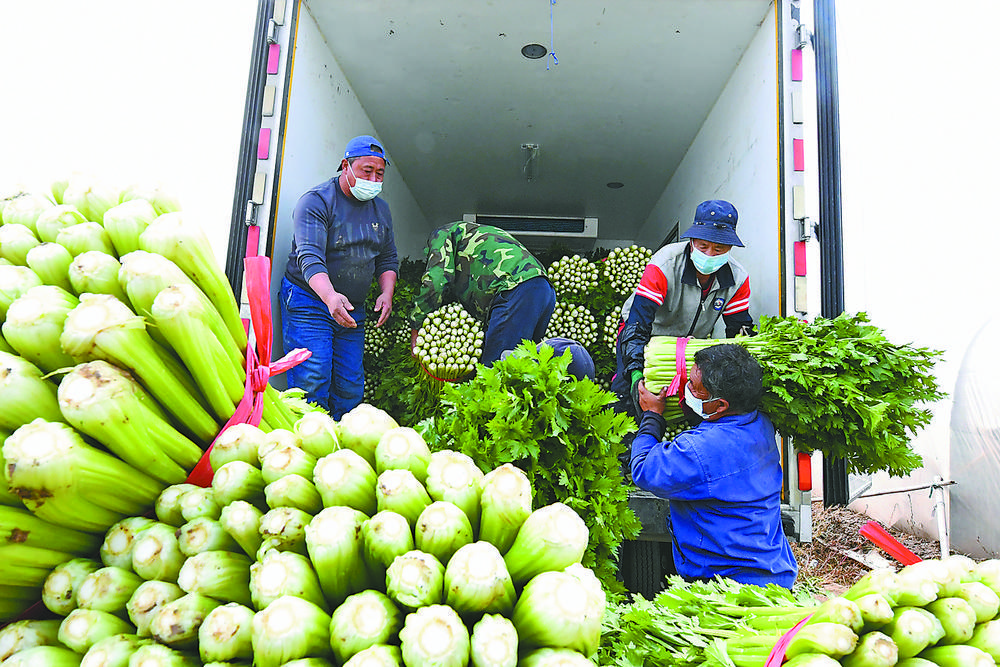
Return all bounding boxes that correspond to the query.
[631,343,798,588]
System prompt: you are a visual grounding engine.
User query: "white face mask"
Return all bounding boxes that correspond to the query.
[348,162,383,201]
[690,246,730,274]
[684,382,718,419]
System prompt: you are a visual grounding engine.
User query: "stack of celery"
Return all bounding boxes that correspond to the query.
[1,175,299,623]
[0,403,606,667]
[602,555,1000,666]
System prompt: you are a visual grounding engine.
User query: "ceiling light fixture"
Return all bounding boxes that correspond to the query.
[607,182,624,189]
[521,43,547,59]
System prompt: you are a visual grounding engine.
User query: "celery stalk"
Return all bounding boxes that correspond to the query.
[148,592,221,650]
[879,606,939,659]
[1,504,102,555]
[198,602,255,664]
[126,580,185,637]
[518,648,595,667]
[967,618,1000,661]
[840,630,897,667]
[362,510,416,582]
[916,644,996,666]
[60,293,220,441]
[155,484,200,527]
[251,595,333,667]
[80,633,151,667]
[0,619,63,662]
[209,423,268,470]
[305,506,371,608]
[259,507,312,554]
[25,242,74,291]
[42,558,102,616]
[477,463,531,553]
[56,221,115,257]
[60,178,119,224]
[177,550,253,607]
[0,264,43,320]
[415,501,474,566]
[512,564,605,658]
[2,285,78,372]
[125,643,200,667]
[119,184,181,216]
[138,213,247,351]
[2,646,84,667]
[376,469,432,526]
[470,614,518,667]
[375,427,431,484]
[100,517,156,570]
[57,609,134,654]
[219,500,264,559]
[503,503,589,584]
[399,604,470,667]
[102,198,158,256]
[443,541,516,616]
[266,472,322,518]
[337,403,399,467]
[329,590,402,665]
[250,550,327,611]
[955,580,1000,623]
[131,522,187,583]
[258,428,302,461]
[35,204,87,243]
[923,596,977,644]
[58,360,203,484]
[386,550,445,609]
[76,566,145,617]
[900,559,961,598]
[4,419,162,532]
[314,449,378,515]
[179,486,222,523]
[68,251,130,305]
[261,444,318,485]
[426,450,485,536]
[0,352,64,430]
[853,593,895,631]
[342,645,402,667]
[293,412,340,458]
[211,460,266,509]
[0,224,40,265]
[177,517,242,557]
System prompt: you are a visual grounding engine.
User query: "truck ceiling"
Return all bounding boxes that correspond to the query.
[304,0,773,244]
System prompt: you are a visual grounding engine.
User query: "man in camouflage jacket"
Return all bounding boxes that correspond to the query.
[407,221,556,366]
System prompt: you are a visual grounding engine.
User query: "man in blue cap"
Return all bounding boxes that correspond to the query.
[280,135,399,418]
[611,199,756,419]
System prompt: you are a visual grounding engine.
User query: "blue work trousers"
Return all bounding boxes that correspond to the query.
[279,276,365,419]
[481,276,557,366]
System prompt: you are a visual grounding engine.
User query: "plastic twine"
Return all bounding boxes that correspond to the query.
[185,225,310,487]
[665,336,690,397]
[764,613,814,666]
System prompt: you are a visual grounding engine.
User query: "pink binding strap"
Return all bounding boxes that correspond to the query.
[765,613,814,666]
[665,336,690,396]
[186,225,310,487]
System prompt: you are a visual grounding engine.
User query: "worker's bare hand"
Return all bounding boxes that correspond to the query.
[326,292,356,328]
[637,379,669,414]
[373,291,393,327]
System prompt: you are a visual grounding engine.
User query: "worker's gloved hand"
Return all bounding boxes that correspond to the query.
[629,370,644,415]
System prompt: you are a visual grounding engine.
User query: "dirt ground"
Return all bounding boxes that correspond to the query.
[791,500,957,598]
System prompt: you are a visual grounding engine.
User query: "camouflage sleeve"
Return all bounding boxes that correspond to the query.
[407,226,456,329]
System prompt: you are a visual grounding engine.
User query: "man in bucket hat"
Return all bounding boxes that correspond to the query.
[611,199,756,420]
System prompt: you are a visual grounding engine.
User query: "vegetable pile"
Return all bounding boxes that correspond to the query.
[411,302,483,381]
[548,255,600,297]
[544,303,600,349]
[603,245,651,296]
[2,405,608,667]
[642,312,946,477]
[601,554,1000,667]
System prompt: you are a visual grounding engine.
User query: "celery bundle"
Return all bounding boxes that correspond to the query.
[642,312,946,476]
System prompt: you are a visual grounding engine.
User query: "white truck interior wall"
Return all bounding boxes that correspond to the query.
[834,1,1000,552]
[634,8,780,331]
[270,5,430,367]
